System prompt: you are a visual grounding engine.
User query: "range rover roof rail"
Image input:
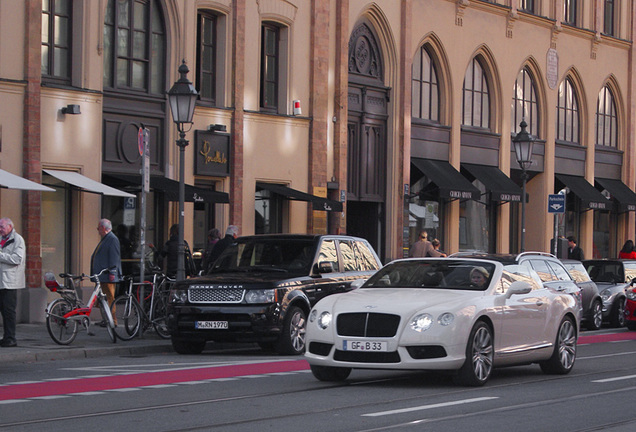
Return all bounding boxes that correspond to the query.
[516,251,557,259]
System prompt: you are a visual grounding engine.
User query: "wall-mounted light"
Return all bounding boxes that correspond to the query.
[207,124,227,132]
[61,104,81,115]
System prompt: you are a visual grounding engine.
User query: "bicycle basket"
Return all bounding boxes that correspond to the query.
[44,272,61,292]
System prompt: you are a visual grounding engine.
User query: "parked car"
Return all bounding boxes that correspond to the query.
[561,259,603,330]
[626,282,636,330]
[305,257,580,386]
[582,259,633,327]
[166,234,382,355]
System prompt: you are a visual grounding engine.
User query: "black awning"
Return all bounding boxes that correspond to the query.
[556,174,610,210]
[256,182,343,212]
[596,178,636,212]
[411,159,480,201]
[462,164,522,202]
[103,174,229,203]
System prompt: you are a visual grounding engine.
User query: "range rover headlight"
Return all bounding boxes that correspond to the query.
[169,289,188,304]
[317,311,332,329]
[245,289,276,303]
[410,313,433,332]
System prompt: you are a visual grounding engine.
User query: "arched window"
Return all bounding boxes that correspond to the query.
[103,0,165,95]
[462,58,490,129]
[596,85,618,147]
[556,78,579,143]
[511,67,539,135]
[412,45,439,122]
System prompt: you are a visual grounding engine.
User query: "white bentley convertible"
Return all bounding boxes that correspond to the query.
[305,257,580,386]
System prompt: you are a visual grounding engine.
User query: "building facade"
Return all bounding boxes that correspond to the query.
[1,0,635,322]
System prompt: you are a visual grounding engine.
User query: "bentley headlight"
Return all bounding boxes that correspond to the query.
[245,289,276,303]
[627,289,636,301]
[317,311,332,329]
[438,313,455,326]
[309,309,318,322]
[410,313,433,332]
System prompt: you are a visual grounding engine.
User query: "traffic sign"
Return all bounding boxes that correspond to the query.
[548,194,565,213]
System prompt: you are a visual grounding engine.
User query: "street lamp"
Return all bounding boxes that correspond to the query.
[167,60,198,281]
[512,119,535,253]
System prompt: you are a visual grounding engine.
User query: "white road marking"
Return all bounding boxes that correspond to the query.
[592,374,636,383]
[362,396,499,417]
[577,350,636,360]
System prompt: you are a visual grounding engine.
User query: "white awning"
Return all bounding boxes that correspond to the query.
[0,168,55,191]
[44,169,134,197]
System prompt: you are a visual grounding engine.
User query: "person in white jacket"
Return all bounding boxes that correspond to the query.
[0,217,26,347]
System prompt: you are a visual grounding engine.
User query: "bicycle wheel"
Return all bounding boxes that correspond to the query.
[99,296,117,343]
[46,298,78,345]
[151,293,170,339]
[111,295,142,341]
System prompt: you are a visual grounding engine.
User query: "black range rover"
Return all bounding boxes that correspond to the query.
[166,234,381,355]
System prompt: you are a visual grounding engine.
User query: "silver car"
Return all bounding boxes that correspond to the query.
[561,260,603,330]
[582,259,633,328]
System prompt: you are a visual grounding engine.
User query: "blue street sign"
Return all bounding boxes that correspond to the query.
[548,194,565,213]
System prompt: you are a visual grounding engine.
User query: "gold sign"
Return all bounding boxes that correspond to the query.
[200,140,228,165]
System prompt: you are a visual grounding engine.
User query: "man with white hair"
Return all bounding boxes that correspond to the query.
[91,218,121,324]
[0,217,26,347]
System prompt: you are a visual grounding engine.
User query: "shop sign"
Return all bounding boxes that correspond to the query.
[195,130,230,177]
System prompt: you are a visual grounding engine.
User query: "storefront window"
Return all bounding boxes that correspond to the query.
[593,210,615,258]
[41,174,71,276]
[255,188,284,234]
[408,198,442,250]
[459,180,491,252]
[102,192,159,275]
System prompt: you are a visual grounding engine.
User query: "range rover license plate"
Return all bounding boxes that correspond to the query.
[195,321,228,330]
[343,340,387,351]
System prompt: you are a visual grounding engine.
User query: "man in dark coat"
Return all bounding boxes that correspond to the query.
[205,225,239,271]
[91,219,122,314]
[567,236,584,261]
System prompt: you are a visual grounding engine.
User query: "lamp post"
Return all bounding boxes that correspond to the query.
[512,120,535,252]
[167,60,198,281]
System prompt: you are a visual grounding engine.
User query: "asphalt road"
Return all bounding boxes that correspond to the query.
[0,329,635,431]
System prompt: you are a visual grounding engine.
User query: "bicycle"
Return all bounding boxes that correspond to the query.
[110,271,174,341]
[44,267,117,345]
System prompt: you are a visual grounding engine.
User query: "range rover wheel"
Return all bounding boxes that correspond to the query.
[276,306,306,355]
[171,338,206,354]
[310,365,351,382]
[540,316,576,375]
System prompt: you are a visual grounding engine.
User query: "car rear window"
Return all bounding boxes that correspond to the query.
[562,262,591,283]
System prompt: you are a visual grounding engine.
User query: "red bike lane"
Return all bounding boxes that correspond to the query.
[2,331,635,402]
[0,359,309,402]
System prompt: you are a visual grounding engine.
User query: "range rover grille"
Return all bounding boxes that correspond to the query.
[188,287,245,303]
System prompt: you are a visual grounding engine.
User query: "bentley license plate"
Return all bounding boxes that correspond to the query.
[343,340,387,351]
[195,321,228,330]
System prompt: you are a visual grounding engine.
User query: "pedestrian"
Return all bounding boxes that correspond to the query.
[431,239,447,257]
[0,217,26,347]
[619,240,636,259]
[567,236,584,261]
[91,219,121,325]
[201,228,221,272]
[162,224,196,278]
[409,230,444,258]
[205,225,239,271]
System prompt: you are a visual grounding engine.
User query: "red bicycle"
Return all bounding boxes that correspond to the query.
[44,267,117,345]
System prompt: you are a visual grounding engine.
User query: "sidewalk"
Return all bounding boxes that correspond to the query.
[0,323,173,363]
